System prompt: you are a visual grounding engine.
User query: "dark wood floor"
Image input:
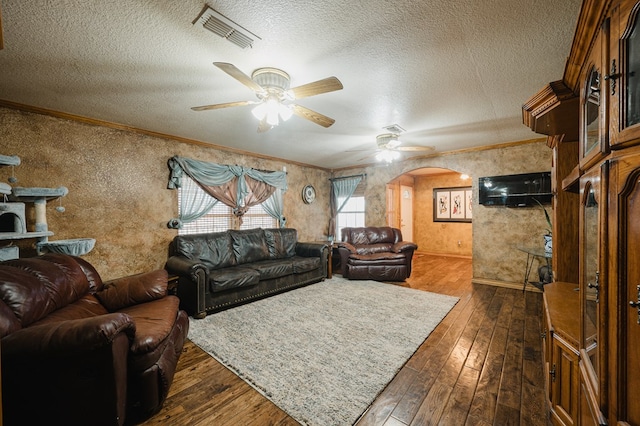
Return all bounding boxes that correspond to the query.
[141,254,549,426]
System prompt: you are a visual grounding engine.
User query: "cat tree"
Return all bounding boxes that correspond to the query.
[0,154,95,260]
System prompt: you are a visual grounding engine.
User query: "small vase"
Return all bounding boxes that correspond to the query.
[543,234,552,254]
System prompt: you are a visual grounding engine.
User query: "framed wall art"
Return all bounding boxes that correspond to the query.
[433,186,472,222]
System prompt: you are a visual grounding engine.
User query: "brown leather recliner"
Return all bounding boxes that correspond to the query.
[0,254,189,426]
[337,226,418,281]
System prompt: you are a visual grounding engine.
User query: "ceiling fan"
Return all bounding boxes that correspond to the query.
[192,62,343,132]
[369,133,434,163]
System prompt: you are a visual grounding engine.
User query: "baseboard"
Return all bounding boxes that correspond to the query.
[471,277,543,293]
[414,251,472,260]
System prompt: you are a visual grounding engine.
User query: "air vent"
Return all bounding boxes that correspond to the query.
[193,6,260,49]
[383,124,405,134]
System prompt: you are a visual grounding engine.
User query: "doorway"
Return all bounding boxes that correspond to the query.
[387,168,472,257]
[400,185,413,241]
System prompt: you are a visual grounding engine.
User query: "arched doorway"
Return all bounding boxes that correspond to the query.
[386,167,473,257]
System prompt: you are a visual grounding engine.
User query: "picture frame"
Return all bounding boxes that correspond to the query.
[433,186,472,223]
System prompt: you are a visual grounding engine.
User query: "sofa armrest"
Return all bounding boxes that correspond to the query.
[295,242,327,257]
[392,241,418,253]
[97,269,168,312]
[2,313,135,356]
[165,255,209,319]
[166,255,208,279]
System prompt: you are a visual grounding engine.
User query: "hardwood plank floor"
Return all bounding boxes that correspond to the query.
[141,254,549,426]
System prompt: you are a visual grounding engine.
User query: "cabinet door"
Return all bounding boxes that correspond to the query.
[579,162,608,417]
[580,19,610,171]
[551,336,580,426]
[608,146,640,425]
[610,1,640,147]
[579,357,607,426]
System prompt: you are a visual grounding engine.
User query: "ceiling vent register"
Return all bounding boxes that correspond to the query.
[193,6,260,49]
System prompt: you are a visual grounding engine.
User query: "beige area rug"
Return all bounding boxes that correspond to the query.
[188,276,458,426]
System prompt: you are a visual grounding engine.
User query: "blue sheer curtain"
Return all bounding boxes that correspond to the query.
[328,175,363,238]
[167,176,219,229]
[167,156,287,228]
[261,188,286,228]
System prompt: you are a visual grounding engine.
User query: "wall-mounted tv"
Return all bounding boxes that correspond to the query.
[478,171,552,207]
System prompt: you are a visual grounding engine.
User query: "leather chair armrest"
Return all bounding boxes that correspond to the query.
[2,314,134,425]
[97,269,168,311]
[2,313,135,356]
[392,241,418,253]
[337,242,356,253]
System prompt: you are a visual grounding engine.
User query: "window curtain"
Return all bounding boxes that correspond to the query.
[167,156,287,228]
[167,176,219,229]
[328,174,363,238]
[261,188,286,228]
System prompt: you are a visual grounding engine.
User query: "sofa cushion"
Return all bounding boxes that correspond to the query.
[292,256,321,273]
[229,229,270,264]
[209,266,260,292]
[264,228,297,259]
[174,232,236,270]
[343,226,399,245]
[249,259,294,280]
[348,252,407,266]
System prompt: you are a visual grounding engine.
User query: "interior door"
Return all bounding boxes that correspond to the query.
[400,185,413,241]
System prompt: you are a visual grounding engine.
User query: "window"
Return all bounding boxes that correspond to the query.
[336,196,365,240]
[178,187,277,235]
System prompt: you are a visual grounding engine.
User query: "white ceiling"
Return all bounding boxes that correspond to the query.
[0,0,581,169]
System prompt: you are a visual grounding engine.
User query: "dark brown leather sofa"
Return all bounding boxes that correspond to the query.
[0,254,189,426]
[166,228,328,318]
[337,226,418,281]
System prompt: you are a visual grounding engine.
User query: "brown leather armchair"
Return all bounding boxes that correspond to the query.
[0,254,189,426]
[337,226,418,281]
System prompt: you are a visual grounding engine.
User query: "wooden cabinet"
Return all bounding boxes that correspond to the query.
[607,145,640,425]
[579,19,610,171]
[578,163,608,424]
[552,336,580,426]
[609,1,640,147]
[525,1,640,425]
[544,282,581,426]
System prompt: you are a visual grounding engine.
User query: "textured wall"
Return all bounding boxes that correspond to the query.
[0,107,331,280]
[414,172,473,257]
[1,106,551,285]
[333,142,552,284]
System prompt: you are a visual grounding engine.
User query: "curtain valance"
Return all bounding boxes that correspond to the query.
[167,156,287,228]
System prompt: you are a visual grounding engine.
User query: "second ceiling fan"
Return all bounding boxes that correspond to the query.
[192,62,343,132]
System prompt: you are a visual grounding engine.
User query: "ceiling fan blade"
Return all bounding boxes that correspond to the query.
[213,62,265,93]
[191,100,257,111]
[289,77,343,100]
[395,145,435,152]
[257,118,272,133]
[291,104,335,128]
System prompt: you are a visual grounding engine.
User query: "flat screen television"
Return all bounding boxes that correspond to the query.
[478,171,552,207]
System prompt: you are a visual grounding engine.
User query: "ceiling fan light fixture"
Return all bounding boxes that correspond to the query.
[376,150,401,163]
[251,97,293,126]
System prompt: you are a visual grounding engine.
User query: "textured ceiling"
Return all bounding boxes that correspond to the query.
[0,0,581,169]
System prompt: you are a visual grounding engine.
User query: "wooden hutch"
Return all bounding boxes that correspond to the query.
[523,0,640,424]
